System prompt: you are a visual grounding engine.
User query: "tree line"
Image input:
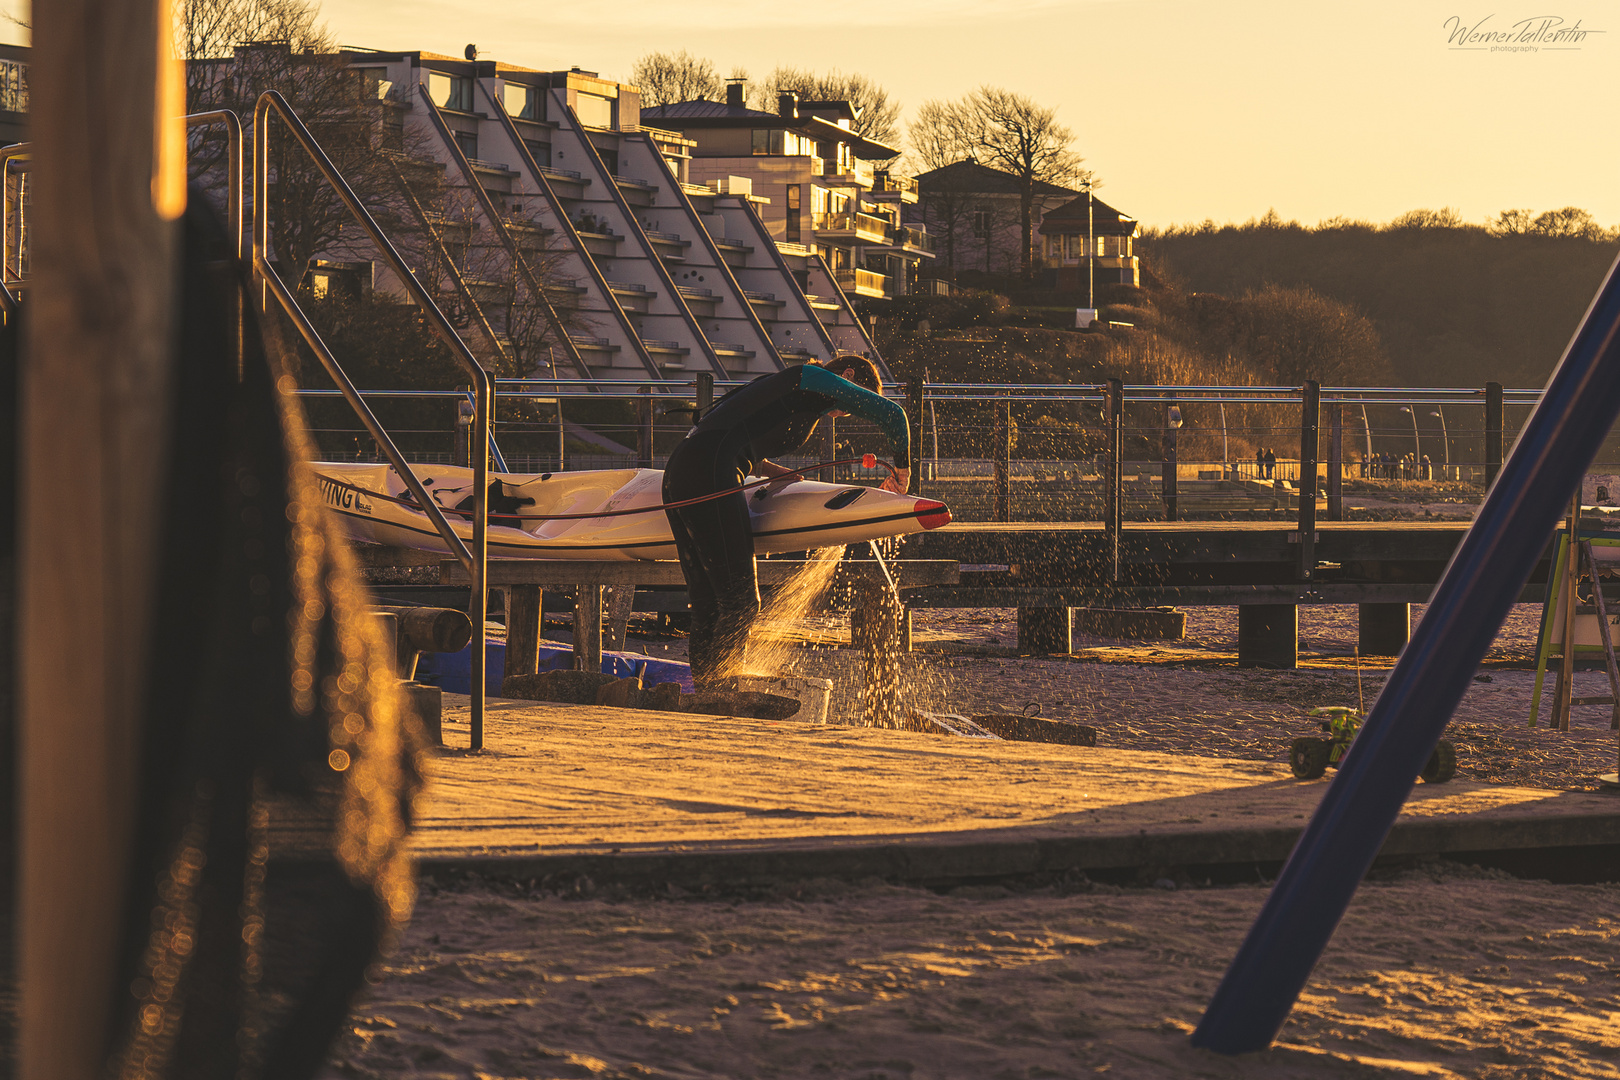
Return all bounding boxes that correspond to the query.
[1142,209,1620,388]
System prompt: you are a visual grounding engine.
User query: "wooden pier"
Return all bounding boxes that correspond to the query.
[268,696,1620,888]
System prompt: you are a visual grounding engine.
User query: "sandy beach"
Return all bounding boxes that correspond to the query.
[327,866,1619,1079]
[321,600,1619,1077]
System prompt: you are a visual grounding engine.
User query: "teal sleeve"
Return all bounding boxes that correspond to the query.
[800,364,911,467]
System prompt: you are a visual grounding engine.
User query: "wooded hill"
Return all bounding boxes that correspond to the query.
[1141,218,1620,389]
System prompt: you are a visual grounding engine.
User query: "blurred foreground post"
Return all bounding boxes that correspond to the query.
[21,0,183,1076]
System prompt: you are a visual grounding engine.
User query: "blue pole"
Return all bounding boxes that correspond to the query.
[1192,249,1620,1054]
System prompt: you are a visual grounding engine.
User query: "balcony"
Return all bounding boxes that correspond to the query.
[870,171,919,203]
[813,210,891,245]
[875,224,936,257]
[834,267,890,298]
[821,160,874,188]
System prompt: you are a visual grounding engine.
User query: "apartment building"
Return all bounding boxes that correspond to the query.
[196,45,884,383]
[1037,192,1142,290]
[641,81,935,301]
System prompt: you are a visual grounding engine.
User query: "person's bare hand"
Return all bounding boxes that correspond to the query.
[881,467,910,494]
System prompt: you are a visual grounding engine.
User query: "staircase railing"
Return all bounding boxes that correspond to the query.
[252,90,493,749]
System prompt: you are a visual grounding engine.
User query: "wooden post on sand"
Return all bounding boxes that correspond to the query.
[20,1,183,1075]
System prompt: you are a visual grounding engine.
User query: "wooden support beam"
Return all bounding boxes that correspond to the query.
[22,0,183,1075]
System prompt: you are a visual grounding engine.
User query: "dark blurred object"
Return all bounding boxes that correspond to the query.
[100,194,425,1078]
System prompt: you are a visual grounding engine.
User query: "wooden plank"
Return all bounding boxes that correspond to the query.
[265,700,1620,888]
[21,0,182,1074]
[441,558,960,588]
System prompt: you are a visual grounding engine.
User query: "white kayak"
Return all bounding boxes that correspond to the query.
[313,462,953,561]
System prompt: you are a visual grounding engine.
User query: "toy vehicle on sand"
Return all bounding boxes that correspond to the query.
[1290,706,1457,783]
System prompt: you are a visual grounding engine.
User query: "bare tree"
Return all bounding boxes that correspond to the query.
[963,86,1088,277]
[907,99,978,277]
[1532,206,1606,240]
[629,50,720,107]
[1491,208,1535,235]
[753,66,901,148]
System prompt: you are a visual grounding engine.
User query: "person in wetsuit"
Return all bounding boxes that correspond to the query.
[663,355,911,686]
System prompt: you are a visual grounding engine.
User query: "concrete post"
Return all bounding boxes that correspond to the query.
[1358,602,1410,657]
[1017,607,1073,654]
[1238,604,1298,669]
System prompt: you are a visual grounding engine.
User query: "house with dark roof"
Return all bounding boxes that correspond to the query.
[642,81,934,300]
[906,159,1078,278]
[1038,192,1141,291]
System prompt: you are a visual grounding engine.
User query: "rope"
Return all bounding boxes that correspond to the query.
[313,454,902,523]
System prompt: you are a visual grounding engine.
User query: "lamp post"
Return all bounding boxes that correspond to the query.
[1429,409,1449,472]
[1084,179,1096,312]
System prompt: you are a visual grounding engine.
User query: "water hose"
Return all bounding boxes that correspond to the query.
[313,454,903,522]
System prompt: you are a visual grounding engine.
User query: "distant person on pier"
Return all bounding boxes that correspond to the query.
[662,355,911,687]
[1264,448,1277,480]
[1255,447,1265,480]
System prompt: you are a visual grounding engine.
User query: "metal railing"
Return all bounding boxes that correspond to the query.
[872,172,918,198]
[886,225,936,253]
[834,267,890,295]
[253,90,493,749]
[813,210,891,240]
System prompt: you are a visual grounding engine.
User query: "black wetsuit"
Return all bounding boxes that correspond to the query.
[663,364,910,685]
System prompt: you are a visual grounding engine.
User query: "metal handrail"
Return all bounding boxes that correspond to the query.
[0,141,29,315]
[252,90,492,749]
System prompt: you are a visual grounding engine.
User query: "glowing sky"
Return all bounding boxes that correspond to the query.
[14,0,1620,228]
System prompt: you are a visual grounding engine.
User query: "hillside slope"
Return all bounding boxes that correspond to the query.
[1141,225,1619,388]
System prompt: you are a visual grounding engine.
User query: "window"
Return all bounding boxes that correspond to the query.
[0,59,25,113]
[453,130,478,161]
[597,148,618,174]
[428,71,473,112]
[357,68,392,101]
[502,82,539,120]
[523,139,551,166]
[752,129,770,155]
[973,210,991,238]
[575,92,613,129]
[785,185,801,244]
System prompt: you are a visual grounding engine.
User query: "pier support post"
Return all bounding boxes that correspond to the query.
[636,385,654,469]
[1485,381,1503,490]
[1018,606,1073,655]
[1358,602,1410,657]
[1238,604,1298,669]
[574,585,604,672]
[907,375,925,495]
[993,396,1011,522]
[1162,395,1179,522]
[1298,381,1320,579]
[1106,378,1124,581]
[504,585,543,680]
[1327,402,1344,520]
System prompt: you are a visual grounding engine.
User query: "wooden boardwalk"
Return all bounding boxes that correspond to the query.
[272,695,1620,888]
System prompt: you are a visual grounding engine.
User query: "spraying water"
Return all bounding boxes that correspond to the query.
[716,546,845,679]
